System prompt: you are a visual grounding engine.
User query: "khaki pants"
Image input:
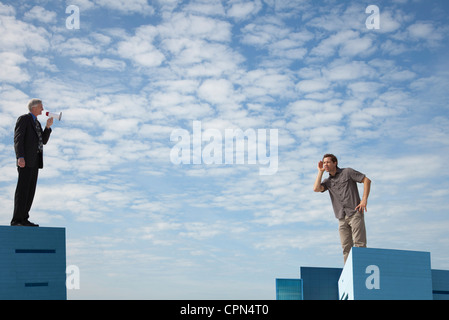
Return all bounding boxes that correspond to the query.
[338,211,367,264]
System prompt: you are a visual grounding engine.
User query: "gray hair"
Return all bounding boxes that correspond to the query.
[27,98,42,112]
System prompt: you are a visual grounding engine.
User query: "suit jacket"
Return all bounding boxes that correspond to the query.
[14,113,52,169]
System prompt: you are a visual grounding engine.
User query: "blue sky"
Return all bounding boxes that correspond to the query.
[1,0,449,299]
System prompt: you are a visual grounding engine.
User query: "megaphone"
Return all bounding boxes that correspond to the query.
[46,111,62,121]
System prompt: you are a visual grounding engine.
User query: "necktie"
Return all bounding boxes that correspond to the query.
[35,119,43,153]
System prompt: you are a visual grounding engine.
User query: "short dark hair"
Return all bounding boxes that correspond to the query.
[323,153,338,165]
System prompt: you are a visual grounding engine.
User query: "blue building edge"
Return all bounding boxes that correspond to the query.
[0,226,67,300]
[276,247,449,300]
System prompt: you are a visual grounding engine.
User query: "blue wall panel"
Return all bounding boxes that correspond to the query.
[338,247,433,300]
[0,226,66,300]
[431,269,449,300]
[276,279,303,300]
[276,248,448,300]
[300,267,342,300]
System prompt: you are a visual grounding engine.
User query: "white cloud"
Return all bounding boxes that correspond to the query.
[24,6,57,24]
[240,17,312,63]
[67,0,95,11]
[227,0,262,20]
[149,90,212,120]
[380,39,408,55]
[377,9,403,33]
[367,154,444,183]
[347,81,383,100]
[180,221,223,240]
[54,37,101,56]
[198,78,236,105]
[296,78,330,92]
[31,77,95,113]
[0,52,29,83]
[311,30,375,58]
[408,22,435,39]
[160,12,232,42]
[32,56,59,72]
[94,0,155,15]
[339,36,374,57]
[405,117,449,147]
[407,21,445,45]
[383,69,417,82]
[183,0,226,16]
[116,25,165,67]
[311,30,357,57]
[240,68,295,101]
[307,2,366,32]
[72,56,126,71]
[139,124,179,140]
[324,60,376,81]
[0,2,15,16]
[100,119,141,142]
[0,10,50,53]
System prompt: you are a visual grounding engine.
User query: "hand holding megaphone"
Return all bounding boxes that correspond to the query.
[46,111,62,121]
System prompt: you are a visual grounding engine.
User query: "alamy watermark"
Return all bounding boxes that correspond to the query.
[365,5,380,30]
[66,5,80,30]
[66,265,80,290]
[170,121,278,175]
[64,5,379,31]
[365,264,380,290]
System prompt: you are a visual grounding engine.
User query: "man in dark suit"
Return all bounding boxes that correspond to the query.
[11,99,53,227]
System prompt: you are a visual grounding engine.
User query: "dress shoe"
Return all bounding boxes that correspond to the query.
[23,220,39,227]
[10,220,39,227]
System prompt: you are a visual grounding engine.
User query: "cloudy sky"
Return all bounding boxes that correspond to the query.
[1,0,449,299]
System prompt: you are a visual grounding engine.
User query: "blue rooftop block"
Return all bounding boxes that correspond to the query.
[338,247,433,300]
[0,226,66,300]
[275,279,303,300]
[300,267,342,300]
[432,269,449,300]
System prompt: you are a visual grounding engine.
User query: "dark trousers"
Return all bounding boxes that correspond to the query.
[12,166,39,224]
